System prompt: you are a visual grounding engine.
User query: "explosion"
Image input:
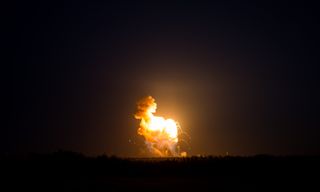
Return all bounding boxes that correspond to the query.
[134,96,186,157]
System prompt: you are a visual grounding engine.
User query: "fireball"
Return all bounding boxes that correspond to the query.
[134,96,186,157]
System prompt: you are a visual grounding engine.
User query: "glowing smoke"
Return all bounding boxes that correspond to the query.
[134,96,186,157]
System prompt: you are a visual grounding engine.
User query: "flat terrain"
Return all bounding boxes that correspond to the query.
[1,152,319,191]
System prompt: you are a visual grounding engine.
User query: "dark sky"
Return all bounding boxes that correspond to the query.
[8,0,319,156]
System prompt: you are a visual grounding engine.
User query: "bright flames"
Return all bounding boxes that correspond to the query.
[134,96,186,157]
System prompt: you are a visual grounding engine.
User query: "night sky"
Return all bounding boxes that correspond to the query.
[8,1,319,156]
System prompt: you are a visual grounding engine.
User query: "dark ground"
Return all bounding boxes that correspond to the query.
[1,151,319,191]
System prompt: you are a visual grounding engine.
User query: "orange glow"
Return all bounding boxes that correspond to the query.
[135,96,186,157]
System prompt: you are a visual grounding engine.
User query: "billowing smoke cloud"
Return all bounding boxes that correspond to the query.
[134,96,186,157]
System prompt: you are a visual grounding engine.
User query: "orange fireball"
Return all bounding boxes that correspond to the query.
[134,96,185,157]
